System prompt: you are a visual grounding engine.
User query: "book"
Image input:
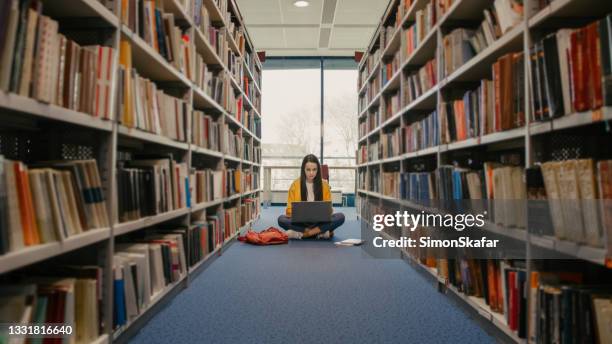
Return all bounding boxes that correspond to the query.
[335,239,365,247]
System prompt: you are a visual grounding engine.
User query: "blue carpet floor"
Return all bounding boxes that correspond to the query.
[129,207,495,344]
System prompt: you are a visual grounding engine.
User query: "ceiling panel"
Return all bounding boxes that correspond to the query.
[248,27,286,48]
[237,0,279,12]
[237,0,283,25]
[236,0,388,56]
[284,27,319,48]
[279,0,324,25]
[334,0,387,25]
[329,27,374,49]
[266,49,356,56]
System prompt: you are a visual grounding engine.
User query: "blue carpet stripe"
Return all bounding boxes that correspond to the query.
[129,207,494,344]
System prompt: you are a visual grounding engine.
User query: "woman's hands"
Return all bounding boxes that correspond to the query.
[302,226,321,238]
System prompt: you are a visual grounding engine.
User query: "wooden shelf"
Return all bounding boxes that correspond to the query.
[440,127,525,153]
[203,0,227,26]
[0,227,111,275]
[224,112,261,142]
[192,86,226,113]
[438,0,492,26]
[192,146,224,158]
[162,0,194,26]
[402,23,438,69]
[359,189,607,266]
[529,235,607,266]
[113,273,188,340]
[0,1,263,343]
[528,0,612,29]
[191,198,225,212]
[114,208,190,236]
[0,91,113,132]
[121,26,191,86]
[41,0,119,27]
[529,107,612,136]
[224,154,242,163]
[358,59,382,95]
[188,245,222,274]
[389,238,527,343]
[194,27,226,66]
[242,60,262,94]
[381,25,403,59]
[242,188,262,197]
[118,125,190,151]
[439,24,524,87]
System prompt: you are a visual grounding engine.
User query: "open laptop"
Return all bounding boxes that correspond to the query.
[291,201,332,223]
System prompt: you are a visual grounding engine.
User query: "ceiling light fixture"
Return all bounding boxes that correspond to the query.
[293,0,309,8]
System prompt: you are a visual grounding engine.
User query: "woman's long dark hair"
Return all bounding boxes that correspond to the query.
[300,154,323,201]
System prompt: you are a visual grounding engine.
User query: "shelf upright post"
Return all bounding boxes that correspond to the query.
[523,1,536,342]
[105,3,123,342]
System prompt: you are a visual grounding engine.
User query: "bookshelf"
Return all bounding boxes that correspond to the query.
[357,0,612,342]
[0,0,262,343]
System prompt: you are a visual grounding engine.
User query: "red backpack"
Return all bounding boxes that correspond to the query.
[238,227,288,245]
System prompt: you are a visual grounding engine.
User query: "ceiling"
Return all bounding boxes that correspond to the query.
[235,0,389,57]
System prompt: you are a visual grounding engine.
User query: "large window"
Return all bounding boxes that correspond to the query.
[323,67,358,193]
[261,58,357,194]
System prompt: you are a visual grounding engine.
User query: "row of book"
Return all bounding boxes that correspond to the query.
[467,0,527,57]
[440,52,525,143]
[442,28,476,78]
[381,128,402,159]
[382,171,401,198]
[194,0,230,32]
[370,157,612,248]
[221,124,243,158]
[363,68,382,111]
[189,199,259,264]
[435,164,527,229]
[192,110,221,151]
[381,91,401,122]
[190,168,225,204]
[380,25,396,53]
[243,142,261,163]
[366,110,381,136]
[0,267,104,344]
[241,198,260,226]
[0,1,115,119]
[403,110,439,153]
[359,49,382,92]
[243,76,262,113]
[367,139,381,163]
[0,158,109,255]
[390,164,526,229]
[382,51,401,86]
[116,157,189,223]
[227,49,243,87]
[403,0,437,61]
[113,230,188,329]
[441,0,526,78]
[243,51,262,89]
[357,144,367,165]
[180,166,259,209]
[240,109,261,137]
[539,160,610,248]
[189,211,225,265]
[120,0,195,78]
[117,41,189,140]
[359,120,368,139]
[429,257,612,343]
[402,57,437,108]
[530,15,612,121]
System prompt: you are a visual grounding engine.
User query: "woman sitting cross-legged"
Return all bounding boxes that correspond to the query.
[277,154,345,240]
